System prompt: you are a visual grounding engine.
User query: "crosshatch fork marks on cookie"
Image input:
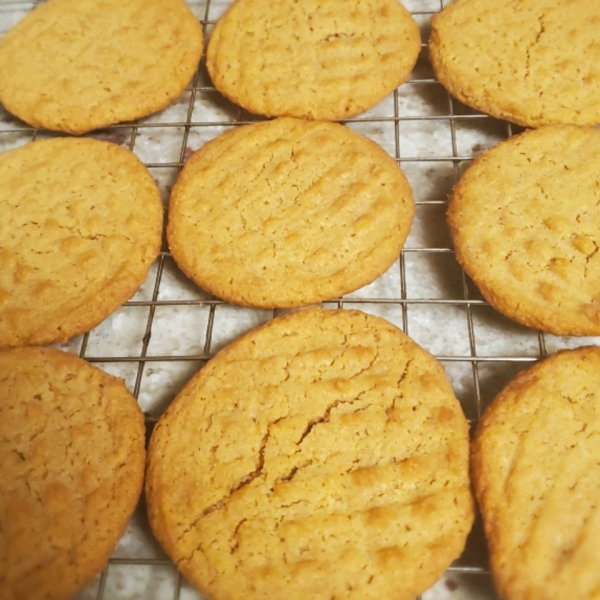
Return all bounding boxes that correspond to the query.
[167,117,414,308]
[146,308,473,600]
[472,347,600,600]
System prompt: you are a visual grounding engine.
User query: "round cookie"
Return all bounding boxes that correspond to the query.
[447,125,600,336]
[429,0,600,128]
[146,307,474,600]
[0,137,163,347]
[206,0,420,121]
[0,0,203,134]
[167,117,414,307]
[472,346,600,600]
[0,346,146,600]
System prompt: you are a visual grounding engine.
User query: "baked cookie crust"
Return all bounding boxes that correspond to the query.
[146,307,474,600]
[447,125,600,336]
[0,0,203,134]
[167,117,414,307]
[472,346,600,600]
[206,0,420,120]
[429,0,600,128]
[0,138,163,347]
[0,347,146,600]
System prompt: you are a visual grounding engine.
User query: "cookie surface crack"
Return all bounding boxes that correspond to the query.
[524,14,546,82]
[296,397,351,446]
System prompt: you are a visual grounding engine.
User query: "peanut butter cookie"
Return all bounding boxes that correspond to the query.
[147,307,474,600]
[0,347,146,600]
[207,0,420,120]
[430,0,600,127]
[472,346,600,600]
[0,0,203,133]
[0,138,163,347]
[447,125,600,335]
[167,117,414,307]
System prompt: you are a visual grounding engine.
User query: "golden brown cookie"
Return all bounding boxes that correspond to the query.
[206,0,420,120]
[0,0,203,134]
[447,125,600,336]
[167,117,414,307]
[0,346,146,600]
[146,307,474,600]
[429,0,600,128]
[0,137,163,348]
[472,346,600,600]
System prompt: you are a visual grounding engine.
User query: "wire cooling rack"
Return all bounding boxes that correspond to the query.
[1,0,598,599]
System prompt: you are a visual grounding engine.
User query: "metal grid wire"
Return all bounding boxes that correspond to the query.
[1,0,590,598]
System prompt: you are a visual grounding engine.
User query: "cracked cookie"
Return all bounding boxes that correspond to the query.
[0,346,146,600]
[0,137,163,347]
[206,0,420,120]
[0,0,203,134]
[146,307,474,600]
[472,346,600,600]
[429,0,600,128]
[447,125,600,336]
[167,117,414,307]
